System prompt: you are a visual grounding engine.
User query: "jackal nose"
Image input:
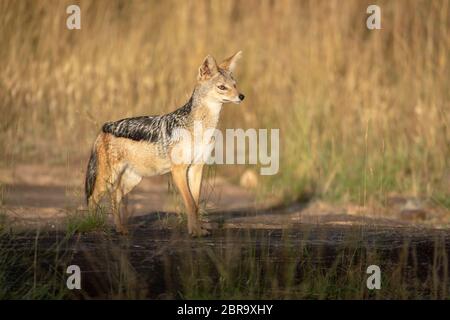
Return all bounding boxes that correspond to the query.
[239,93,245,101]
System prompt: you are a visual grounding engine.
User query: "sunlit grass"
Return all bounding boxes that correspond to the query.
[0,0,449,210]
[65,208,108,234]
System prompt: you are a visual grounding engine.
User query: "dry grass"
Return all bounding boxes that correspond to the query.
[1,0,449,207]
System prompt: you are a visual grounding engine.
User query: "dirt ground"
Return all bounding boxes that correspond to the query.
[0,164,261,230]
[1,164,449,231]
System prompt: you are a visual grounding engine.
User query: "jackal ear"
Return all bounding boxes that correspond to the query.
[219,51,243,72]
[198,55,218,81]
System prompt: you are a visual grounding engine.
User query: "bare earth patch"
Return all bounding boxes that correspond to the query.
[1,164,448,231]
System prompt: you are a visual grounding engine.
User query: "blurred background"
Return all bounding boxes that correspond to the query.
[0,0,449,212]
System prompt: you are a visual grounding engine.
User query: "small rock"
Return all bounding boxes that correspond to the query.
[240,169,259,189]
[401,198,425,211]
[399,209,427,221]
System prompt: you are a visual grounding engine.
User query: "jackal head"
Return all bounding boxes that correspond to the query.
[196,51,245,105]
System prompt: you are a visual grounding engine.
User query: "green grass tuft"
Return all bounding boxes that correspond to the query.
[66,208,108,234]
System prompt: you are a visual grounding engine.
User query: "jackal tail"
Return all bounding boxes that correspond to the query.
[85,146,98,205]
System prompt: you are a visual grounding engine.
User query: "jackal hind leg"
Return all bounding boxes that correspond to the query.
[110,189,125,234]
[88,166,108,213]
[111,167,142,235]
[119,168,142,231]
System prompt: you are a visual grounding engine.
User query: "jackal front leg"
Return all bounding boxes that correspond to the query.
[171,164,209,237]
[188,163,204,208]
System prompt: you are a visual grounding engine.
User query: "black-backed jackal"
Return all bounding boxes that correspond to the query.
[85,52,244,236]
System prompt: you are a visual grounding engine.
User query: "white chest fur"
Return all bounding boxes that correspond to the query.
[169,101,223,165]
[191,101,222,163]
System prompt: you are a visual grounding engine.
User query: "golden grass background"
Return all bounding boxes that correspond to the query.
[0,0,449,207]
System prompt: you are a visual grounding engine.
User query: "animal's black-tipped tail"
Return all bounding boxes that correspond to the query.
[85,147,98,205]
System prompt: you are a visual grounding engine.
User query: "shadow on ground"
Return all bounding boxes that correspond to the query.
[2,214,449,299]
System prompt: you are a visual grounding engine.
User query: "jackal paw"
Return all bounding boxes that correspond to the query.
[115,225,129,235]
[189,225,211,237]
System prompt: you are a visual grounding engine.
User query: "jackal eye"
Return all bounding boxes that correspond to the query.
[217,85,227,91]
